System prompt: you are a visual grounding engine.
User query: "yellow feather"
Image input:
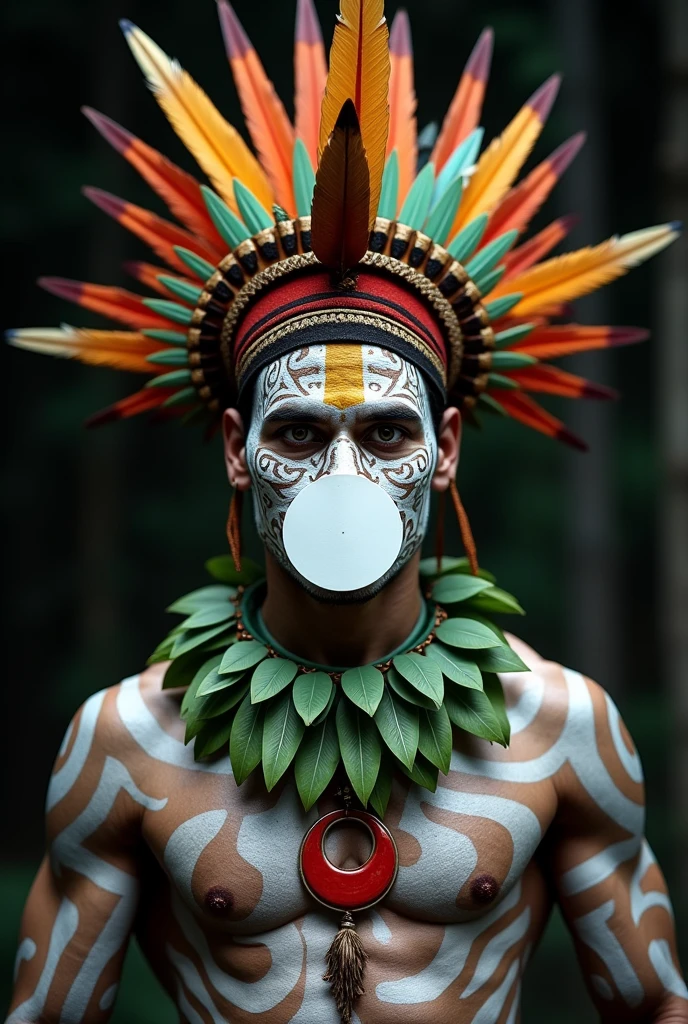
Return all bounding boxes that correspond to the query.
[451,76,560,235]
[123,24,273,213]
[8,326,160,373]
[490,224,680,315]
[319,0,390,226]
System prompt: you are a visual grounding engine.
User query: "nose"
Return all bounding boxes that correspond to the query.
[328,435,360,476]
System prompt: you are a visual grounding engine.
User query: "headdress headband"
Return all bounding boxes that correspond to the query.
[8,0,679,450]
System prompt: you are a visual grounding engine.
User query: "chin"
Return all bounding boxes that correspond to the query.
[277,542,422,606]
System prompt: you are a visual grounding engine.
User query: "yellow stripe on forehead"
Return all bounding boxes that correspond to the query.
[323,344,365,409]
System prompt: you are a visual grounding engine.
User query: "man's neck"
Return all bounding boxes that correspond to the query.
[260,553,423,668]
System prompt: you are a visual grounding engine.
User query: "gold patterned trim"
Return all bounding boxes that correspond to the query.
[235,309,447,388]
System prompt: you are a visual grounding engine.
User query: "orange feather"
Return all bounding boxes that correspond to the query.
[312,100,371,276]
[121,21,272,213]
[7,327,164,373]
[450,75,561,236]
[124,262,196,299]
[495,390,587,450]
[502,215,577,280]
[492,223,681,315]
[505,363,617,399]
[431,28,493,172]
[319,0,390,228]
[218,2,296,213]
[82,108,225,255]
[387,10,417,205]
[86,386,177,427]
[37,277,174,331]
[514,325,648,359]
[83,188,220,274]
[294,0,328,169]
[482,133,585,245]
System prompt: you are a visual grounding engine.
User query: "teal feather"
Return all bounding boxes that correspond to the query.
[163,388,199,408]
[141,328,188,346]
[201,186,249,249]
[398,163,435,230]
[417,122,439,171]
[273,204,290,222]
[424,175,463,245]
[490,351,537,369]
[146,348,189,367]
[146,368,193,388]
[233,179,273,234]
[479,393,508,416]
[143,299,194,326]
[465,230,519,279]
[293,139,316,218]
[487,372,520,391]
[431,128,484,209]
[494,323,536,348]
[173,247,216,282]
[157,276,203,305]
[473,265,506,296]
[447,214,488,262]
[484,294,523,320]
[378,150,400,220]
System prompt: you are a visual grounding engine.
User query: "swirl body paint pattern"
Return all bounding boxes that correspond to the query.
[8,639,687,1023]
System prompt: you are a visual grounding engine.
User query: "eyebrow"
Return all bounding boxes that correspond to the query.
[262,400,423,425]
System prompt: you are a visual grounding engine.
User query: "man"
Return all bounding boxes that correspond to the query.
[7,1,686,1022]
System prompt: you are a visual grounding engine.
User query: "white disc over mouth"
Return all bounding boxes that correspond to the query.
[282,475,404,592]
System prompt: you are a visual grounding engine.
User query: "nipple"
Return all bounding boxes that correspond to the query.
[470,874,500,905]
[204,886,234,916]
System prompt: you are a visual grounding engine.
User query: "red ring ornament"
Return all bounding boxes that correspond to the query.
[299,809,399,912]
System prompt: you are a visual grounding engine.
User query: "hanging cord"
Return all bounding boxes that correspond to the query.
[226,489,243,572]
[449,479,479,576]
[435,489,446,572]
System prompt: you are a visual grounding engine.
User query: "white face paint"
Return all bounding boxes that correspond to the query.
[244,345,438,596]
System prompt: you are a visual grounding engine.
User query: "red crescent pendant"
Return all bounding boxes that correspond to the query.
[299,809,399,912]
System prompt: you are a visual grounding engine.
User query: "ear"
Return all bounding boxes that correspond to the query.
[222,408,252,491]
[432,406,461,492]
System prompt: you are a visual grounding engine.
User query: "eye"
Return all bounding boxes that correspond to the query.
[369,424,406,445]
[281,425,319,444]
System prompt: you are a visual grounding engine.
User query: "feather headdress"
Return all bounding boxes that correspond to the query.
[8,0,680,450]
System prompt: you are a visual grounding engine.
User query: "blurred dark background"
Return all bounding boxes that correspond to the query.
[1,0,686,1019]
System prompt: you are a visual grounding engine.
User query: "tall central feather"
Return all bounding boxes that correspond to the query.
[319,0,390,227]
[312,100,371,277]
[121,21,272,214]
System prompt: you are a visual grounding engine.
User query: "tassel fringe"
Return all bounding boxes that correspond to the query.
[449,480,479,576]
[226,489,243,572]
[323,912,368,1023]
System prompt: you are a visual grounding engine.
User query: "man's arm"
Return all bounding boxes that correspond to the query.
[7,685,166,1024]
[550,673,687,1022]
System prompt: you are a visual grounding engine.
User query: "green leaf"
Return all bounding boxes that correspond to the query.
[467,587,526,616]
[336,697,381,806]
[230,694,265,784]
[205,555,264,586]
[293,672,333,726]
[163,650,210,691]
[386,666,438,709]
[444,681,505,744]
[180,656,219,715]
[460,612,508,643]
[435,617,503,650]
[392,653,444,708]
[179,602,235,630]
[251,657,298,702]
[482,673,511,746]
[148,633,176,665]
[369,754,393,818]
[193,716,234,760]
[474,644,529,674]
[196,661,245,697]
[341,665,385,717]
[396,751,438,792]
[313,685,338,725]
[294,715,340,811]
[195,680,249,719]
[419,555,472,578]
[431,574,493,604]
[262,690,305,791]
[220,640,268,674]
[167,585,236,615]
[418,704,453,774]
[171,621,230,658]
[424,642,483,690]
[374,689,419,770]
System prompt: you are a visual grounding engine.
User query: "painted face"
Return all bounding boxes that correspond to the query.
[245,344,438,594]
